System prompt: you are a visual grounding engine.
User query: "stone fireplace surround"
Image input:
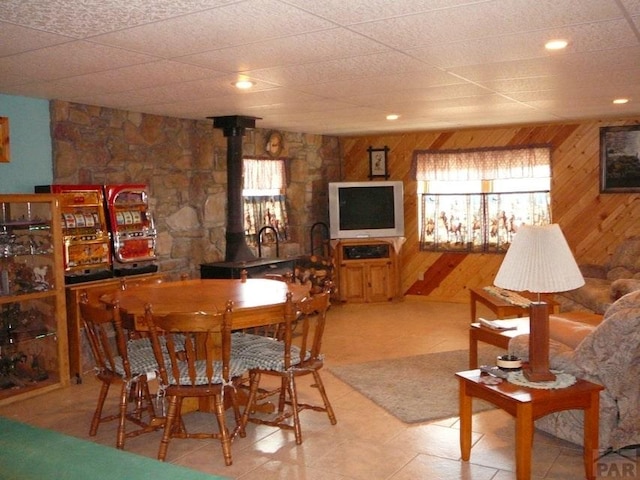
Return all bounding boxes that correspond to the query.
[50,100,341,279]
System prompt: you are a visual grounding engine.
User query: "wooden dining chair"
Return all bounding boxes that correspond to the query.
[79,295,163,449]
[145,301,248,466]
[238,288,337,444]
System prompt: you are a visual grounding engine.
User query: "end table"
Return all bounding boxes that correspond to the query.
[456,369,604,480]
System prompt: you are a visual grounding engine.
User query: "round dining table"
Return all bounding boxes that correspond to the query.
[104,278,310,331]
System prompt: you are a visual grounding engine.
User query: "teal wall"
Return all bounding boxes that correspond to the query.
[0,94,53,193]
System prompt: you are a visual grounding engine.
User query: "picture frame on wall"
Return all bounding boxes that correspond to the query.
[0,117,9,163]
[368,146,389,179]
[600,124,640,193]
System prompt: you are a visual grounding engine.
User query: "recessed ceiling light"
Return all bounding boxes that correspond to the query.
[234,80,254,90]
[386,114,399,121]
[545,39,568,50]
[613,98,629,104]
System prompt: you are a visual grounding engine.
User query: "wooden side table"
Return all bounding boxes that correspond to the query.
[469,319,529,368]
[469,287,559,323]
[456,369,604,480]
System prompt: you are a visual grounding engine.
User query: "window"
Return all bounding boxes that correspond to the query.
[243,158,289,246]
[414,146,551,252]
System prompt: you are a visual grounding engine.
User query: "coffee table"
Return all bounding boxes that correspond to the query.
[456,369,603,480]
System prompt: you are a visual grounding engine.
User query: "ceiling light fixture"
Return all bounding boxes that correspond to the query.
[234,80,254,90]
[386,114,399,121]
[545,39,568,50]
[613,98,629,104]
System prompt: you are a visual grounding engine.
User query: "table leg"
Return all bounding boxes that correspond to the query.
[470,293,477,323]
[583,391,600,480]
[515,402,533,480]
[459,379,472,461]
[469,328,478,369]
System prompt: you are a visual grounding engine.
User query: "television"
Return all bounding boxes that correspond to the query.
[328,181,404,239]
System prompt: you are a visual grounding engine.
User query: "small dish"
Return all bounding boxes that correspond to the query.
[496,354,522,370]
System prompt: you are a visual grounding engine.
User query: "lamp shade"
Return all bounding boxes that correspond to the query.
[494,224,585,293]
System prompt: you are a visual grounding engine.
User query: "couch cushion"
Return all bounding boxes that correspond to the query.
[607,236,640,273]
[610,278,640,300]
[560,277,612,314]
[548,315,596,349]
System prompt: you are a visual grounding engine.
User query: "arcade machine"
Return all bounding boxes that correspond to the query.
[35,184,112,284]
[104,184,158,276]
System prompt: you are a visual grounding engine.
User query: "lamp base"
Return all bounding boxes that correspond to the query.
[523,367,556,382]
[525,302,556,382]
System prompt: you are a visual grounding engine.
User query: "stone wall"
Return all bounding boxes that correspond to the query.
[50,100,341,279]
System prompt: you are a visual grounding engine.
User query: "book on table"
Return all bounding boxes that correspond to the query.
[478,318,519,331]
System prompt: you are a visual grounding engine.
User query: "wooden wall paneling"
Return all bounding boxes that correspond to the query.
[340,116,640,303]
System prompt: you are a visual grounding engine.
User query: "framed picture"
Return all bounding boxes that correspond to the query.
[0,117,9,163]
[368,146,389,179]
[600,124,640,193]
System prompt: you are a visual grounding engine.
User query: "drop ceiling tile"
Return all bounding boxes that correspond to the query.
[342,84,496,108]
[51,61,225,96]
[178,28,390,72]
[347,0,624,49]
[406,18,638,70]
[280,0,486,24]
[90,0,335,59]
[294,70,463,98]
[619,0,640,15]
[242,51,436,87]
[0,0,236,38]
[484,68,640,96]
[0,23,73,56]
[0,41,157,81]
[520,99,635,120]
[449,46,640,83]
[1,0,639,135]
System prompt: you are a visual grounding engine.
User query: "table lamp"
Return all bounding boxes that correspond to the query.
[493,224,584,382]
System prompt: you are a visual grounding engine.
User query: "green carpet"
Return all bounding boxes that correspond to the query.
[330,347,502,423]
[0,416,230,480]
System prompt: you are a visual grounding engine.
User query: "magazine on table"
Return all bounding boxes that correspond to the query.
[478,317,520,331]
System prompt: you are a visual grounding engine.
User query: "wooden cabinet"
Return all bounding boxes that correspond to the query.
[334,239,400,303]
[0,194,70,405]
[65,272,165,380]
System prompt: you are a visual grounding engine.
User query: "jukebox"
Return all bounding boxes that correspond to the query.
[104,184,158,276]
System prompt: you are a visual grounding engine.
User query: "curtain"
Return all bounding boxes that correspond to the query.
[414,146,551,252]
[242,158,288,247]
[244,195,289,245]
[414,146,551,182]
[243,159,285,191]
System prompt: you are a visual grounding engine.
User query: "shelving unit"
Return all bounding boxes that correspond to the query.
[334,238,401,303]
[0,194,70,405]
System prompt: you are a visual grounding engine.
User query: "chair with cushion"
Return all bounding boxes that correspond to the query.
[145,301,247,466]
[238,289,337,444]
[79,296,162,449]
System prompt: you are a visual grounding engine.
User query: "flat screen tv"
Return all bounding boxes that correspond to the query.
[328,181,404,239]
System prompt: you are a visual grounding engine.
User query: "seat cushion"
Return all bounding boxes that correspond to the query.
[164,358,247,386]
[113,348,159,378]
[231,333,307,371]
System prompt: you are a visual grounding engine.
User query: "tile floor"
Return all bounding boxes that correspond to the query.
[0,297,634,479]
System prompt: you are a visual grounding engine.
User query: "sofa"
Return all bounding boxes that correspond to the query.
[557,237,640,314]
[509,289,640,450]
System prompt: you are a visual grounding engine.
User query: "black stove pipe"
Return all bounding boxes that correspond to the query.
[210,115,260,263]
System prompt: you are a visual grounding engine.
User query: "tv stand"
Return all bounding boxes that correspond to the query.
[334,238,401,303]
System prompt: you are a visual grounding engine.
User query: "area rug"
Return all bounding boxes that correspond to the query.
[329,347,502,423]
